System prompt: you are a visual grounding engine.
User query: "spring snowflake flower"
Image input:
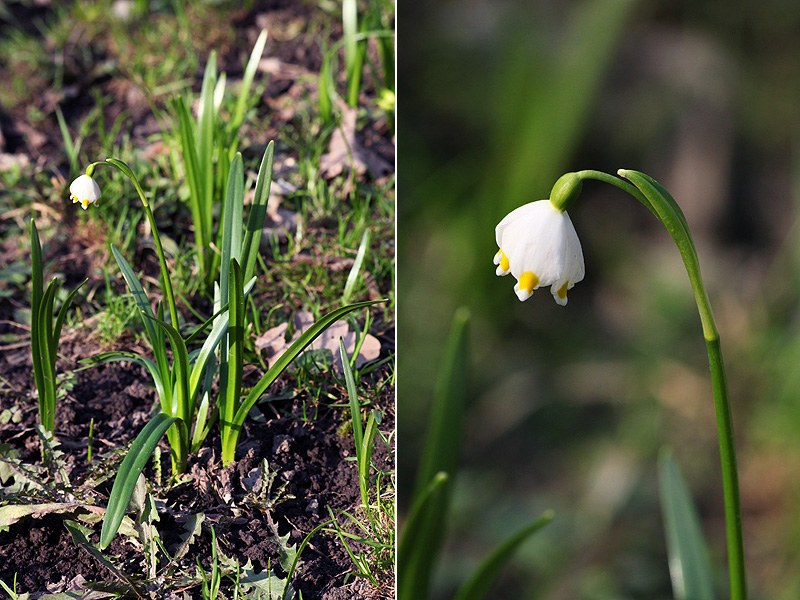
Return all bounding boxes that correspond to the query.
[69,174,102,210]
[494,199,585,305]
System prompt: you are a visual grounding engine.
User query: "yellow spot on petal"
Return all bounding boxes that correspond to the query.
[519,271,539,293]
[557,281,569,299]
[82,199,89,209]
[499,251,509,272]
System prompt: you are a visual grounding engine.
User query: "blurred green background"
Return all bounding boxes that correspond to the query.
[398,0,800,598]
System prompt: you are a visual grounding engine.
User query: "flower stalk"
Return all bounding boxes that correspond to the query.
[496,169,746,600]
[84,159,180,332]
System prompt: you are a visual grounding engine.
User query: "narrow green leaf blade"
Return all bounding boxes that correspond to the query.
[454,511,555,600]
[398,472,449,594]
[339,337,363,460]
[241,141,274,283]
[30,221,46,424]
[220,152,244,302]
[342,230,370,304]
[141,313,190,423]
[52,278,87,352]
[233,300,384,426]
[658,449,716,600]
[231,29,268,135]
[111,246,157,346]
[404,307,471,600]
[100,413,177,549]
[223,259,244,440]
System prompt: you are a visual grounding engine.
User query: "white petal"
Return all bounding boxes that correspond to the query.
[495,201,546,248]
[495,199,585,304]
[514,281,533,302]
[69,174,101,206]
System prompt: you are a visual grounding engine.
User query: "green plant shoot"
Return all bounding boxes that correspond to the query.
[30,220,86,434]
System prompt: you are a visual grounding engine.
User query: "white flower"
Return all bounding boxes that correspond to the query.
[69,174,101,210]
[494,199,585,305]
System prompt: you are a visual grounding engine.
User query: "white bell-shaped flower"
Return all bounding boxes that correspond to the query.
[494,199,585,305]
[69,174,102,210]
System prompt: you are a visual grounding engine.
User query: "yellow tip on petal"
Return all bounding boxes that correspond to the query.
[499,251,509,273]
[519,271,539,294]
[557,281,569,299]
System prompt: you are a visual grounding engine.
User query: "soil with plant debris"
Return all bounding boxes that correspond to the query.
[0,311,394,598]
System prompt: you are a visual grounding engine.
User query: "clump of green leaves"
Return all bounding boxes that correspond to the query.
[30,220,86,435]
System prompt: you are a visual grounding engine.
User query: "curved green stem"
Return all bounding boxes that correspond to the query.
[89,159,180,331]
[573,169,746,600]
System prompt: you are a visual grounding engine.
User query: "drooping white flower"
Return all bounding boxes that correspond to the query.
[494,199,585,305]
[69,174,102,210]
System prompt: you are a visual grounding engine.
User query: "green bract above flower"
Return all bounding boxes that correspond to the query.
[69,174,101,210]
[494,199,585,305]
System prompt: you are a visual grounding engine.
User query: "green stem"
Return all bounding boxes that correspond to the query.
[90,160,180,331]
[576,169,746,600]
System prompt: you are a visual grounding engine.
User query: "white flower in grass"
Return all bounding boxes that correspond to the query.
[494,199,585,305]
[69,174,101,210]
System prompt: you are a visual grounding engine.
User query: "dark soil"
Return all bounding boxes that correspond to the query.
[0,317,395,598]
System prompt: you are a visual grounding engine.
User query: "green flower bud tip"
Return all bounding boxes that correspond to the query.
[549,172,583,212]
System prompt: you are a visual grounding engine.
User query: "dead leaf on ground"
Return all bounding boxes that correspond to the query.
[319,102,393,180]
[255,309,381,373]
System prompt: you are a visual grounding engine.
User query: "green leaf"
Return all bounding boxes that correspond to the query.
[141,313,190,423]
[402,307,471,600]
[197,51,218,226]
[220,152,244,302]
[110,246,158,348]
[66,519,144,594]
[340,337,363,461]
[100,413,177,549]
[174,97,207,255]
[187,312,229,406]
[52,278,87,357]
[230,29,268,139]
[241,141,274,283]
[359,410,381,507]
[398,471,449,591]
[658,449,715,600]
[233,300,384,429]
[221,258,244,464]
[414,307,470,497]
[30,221,45,408]
[454,511,554,600]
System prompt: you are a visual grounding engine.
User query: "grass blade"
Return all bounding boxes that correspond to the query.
[100,413,177,549]
[342,230,369,304]
[658,449,716,600]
